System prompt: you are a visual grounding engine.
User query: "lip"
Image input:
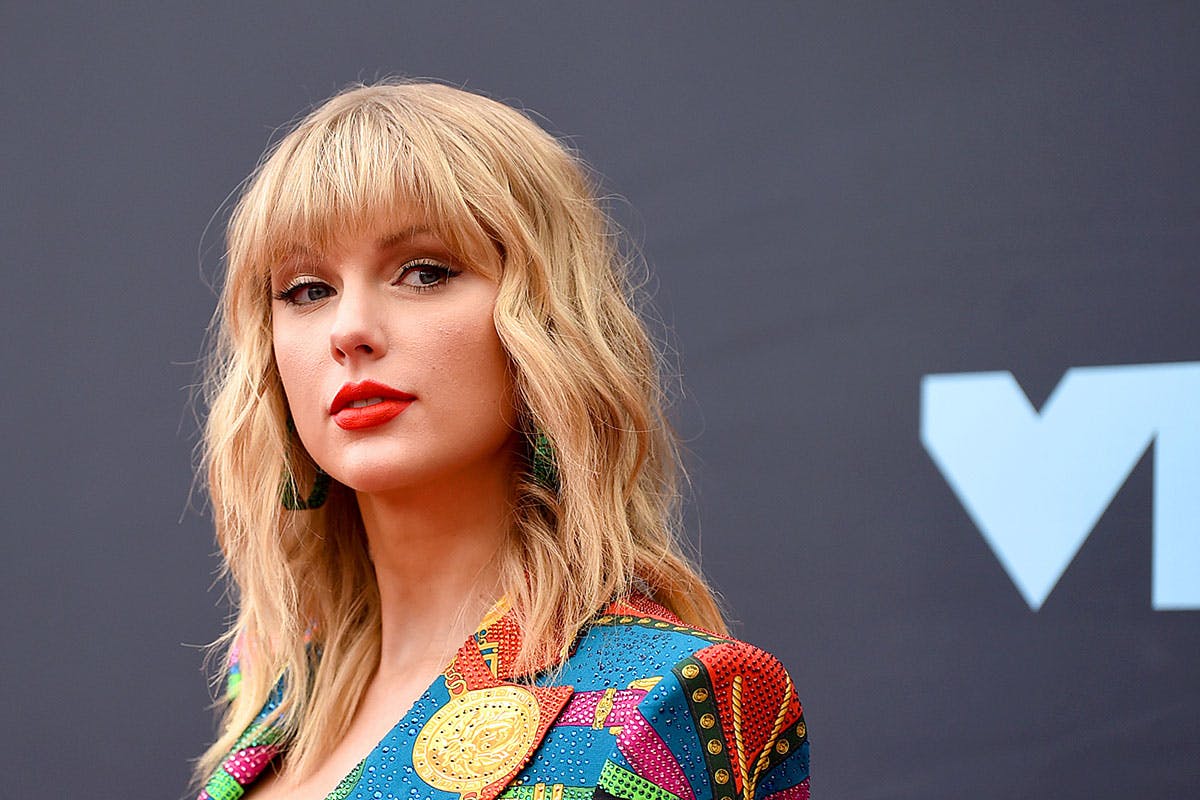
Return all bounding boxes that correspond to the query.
[330,380,416,431]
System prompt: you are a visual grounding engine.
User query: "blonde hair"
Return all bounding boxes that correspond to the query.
[196,79,725,781]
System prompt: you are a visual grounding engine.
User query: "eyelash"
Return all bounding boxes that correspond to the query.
[272,259,462,305]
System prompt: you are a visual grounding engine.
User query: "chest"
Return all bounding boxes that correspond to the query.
[243,667,442,800]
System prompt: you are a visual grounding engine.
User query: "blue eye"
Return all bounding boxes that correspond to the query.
[397,260,460,291]
[275,281,335,305]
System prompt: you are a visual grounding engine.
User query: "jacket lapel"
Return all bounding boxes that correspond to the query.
[430,631,573,800]
[450,594,680,800]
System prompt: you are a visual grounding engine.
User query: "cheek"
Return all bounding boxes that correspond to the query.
[273,327,326,420]
[426,310,515,423]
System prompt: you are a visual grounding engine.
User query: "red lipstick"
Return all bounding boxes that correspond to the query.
[330,380,415,431]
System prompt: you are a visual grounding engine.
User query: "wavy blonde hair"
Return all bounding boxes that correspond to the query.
[196,79,725,782]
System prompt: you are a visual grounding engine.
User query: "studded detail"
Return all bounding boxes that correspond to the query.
[673,655,738,799]
[593,687,618,729]
[499,783,593,800]
[692,642,808,799]
[597,761,683,800]
[325,759,365,800]
[412,686,541,793]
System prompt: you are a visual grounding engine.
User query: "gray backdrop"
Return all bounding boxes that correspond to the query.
[2,3,1197,798]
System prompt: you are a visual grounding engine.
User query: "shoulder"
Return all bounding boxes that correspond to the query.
[658,638,809,799]
[570,594,733,671]
[561,597,811,799]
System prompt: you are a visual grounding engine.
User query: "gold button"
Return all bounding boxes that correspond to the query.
[700,713,715,729]
[692,688,709,703]
[681,664,700,679]
[775,740,790,754]
[714,769,730,784]
[707,739,723,754]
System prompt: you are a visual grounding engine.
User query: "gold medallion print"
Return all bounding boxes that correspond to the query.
[413,686,540,794]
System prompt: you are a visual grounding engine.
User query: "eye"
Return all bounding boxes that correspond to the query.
[396,260,460,292]
[274,280,335,306]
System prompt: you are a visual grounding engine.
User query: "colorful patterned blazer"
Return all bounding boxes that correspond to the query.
[198,595,811,800]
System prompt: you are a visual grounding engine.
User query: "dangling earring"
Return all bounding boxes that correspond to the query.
[281,465,330,510]
[529,425,560,494]
[281,417,330,510]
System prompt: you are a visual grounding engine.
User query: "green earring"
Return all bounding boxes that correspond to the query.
[281,465,330,510]
[529,426,560,493]
[281,417,330,510]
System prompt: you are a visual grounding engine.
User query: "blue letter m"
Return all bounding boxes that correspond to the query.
[921,361,1200,610]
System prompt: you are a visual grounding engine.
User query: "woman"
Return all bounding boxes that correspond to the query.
[194,80,809,800]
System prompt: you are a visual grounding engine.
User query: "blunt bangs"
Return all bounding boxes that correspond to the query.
[237,91,511,283]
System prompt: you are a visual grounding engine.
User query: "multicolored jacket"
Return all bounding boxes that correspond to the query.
[198,595,810,800]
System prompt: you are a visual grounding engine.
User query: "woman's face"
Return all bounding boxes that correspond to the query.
[270,211,520,495]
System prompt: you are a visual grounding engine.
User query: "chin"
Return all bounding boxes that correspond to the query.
[354,474,432,495]
[323,451,483,496]
[317,428,522,497]
[327,457,428,495]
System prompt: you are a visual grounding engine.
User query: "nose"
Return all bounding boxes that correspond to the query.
[329,283,388,363]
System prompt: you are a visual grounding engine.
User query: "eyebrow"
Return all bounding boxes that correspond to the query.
[376,226,436,250]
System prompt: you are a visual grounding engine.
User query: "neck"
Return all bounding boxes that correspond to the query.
[356,454,515,677]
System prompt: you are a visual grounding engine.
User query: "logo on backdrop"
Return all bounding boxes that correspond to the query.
[920,361,1200,611]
